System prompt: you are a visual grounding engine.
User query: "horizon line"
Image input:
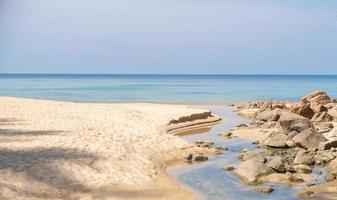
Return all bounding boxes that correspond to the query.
[1,73,337,76]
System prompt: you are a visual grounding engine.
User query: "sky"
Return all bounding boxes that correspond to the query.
[0,0,336,74]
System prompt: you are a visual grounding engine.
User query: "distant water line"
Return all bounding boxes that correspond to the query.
[1,74,337,103]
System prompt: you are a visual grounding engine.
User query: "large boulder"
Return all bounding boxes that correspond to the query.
[267,156,287,173]
[278,112,307,132]
[290,119,313,132]
[264,133,288,148]
[292,128,327,149]
[293,150,315,165]
[301,91,331,105]
[290,103,315,119]
[256,108,283,122]
[235,157,274,184]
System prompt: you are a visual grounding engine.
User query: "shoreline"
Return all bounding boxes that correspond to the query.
[0,96,221,199]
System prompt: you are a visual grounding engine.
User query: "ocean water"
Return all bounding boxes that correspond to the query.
[1,74,337,103]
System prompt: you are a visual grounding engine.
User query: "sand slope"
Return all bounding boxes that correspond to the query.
[0,97,214,199]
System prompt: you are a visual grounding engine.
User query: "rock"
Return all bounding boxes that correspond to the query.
[318,140,337,150]
[325,158,337,181]
[239,152,266,162]
[255,187,274,193]
[237,123,248,128]
[290,119,313,132]
[311,111,333,122]
[256,108,282,122]
[252,140,259,145]
[264,133,288,148]
[235,157,274,184]
[317,128,332,134]
[297,190,314,199]
[286,131,299,140]
[258,100,272,113]
[319,122,334,129]
[195,140,214,148]
[310,102,328,113]
[278,112,307,132]
[267,156,287,173]
[328,107,337,118]
[293,164,312,174]
[314,151,335,164]
[185,154,193,161]
[292,128,327,149]
[220,132,232,137]
[272,101,286,109]
[290,103,315,119]
[286,172,304,183]
[285,140,297,148]
[193,154,208,161]
[224,165,235,171]
[293,150,315,165]
[302,91,331,105]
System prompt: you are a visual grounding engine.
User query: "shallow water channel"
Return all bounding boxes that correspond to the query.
[169,106,302,200]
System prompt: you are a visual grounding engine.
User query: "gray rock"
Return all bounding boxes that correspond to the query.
[293,164,312,174]
[278,112,307,132]
[292,128,327,149]
[293,150,315,165]
[235,157,274,184]
[290,119,313,132]
[267,156,286,173]
[256,108,282,122]
[265,133,288,148]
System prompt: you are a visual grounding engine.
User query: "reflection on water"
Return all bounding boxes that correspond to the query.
[169,106,300,200]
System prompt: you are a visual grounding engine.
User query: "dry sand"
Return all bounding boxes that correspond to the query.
[0,97,218,200]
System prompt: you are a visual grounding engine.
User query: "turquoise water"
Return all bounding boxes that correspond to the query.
[1,74,337,103]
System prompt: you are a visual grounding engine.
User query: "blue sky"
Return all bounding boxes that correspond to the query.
[0,0,336,74]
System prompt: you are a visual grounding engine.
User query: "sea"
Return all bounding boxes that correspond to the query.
[1,74,337,103]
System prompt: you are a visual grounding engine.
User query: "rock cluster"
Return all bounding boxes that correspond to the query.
[234,91,337,193]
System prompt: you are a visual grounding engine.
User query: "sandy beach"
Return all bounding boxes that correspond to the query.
[0,97,219,200]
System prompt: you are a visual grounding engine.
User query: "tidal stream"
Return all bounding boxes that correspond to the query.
[169,106,301,200]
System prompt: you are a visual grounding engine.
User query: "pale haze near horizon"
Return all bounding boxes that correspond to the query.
[0,0,336,74]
